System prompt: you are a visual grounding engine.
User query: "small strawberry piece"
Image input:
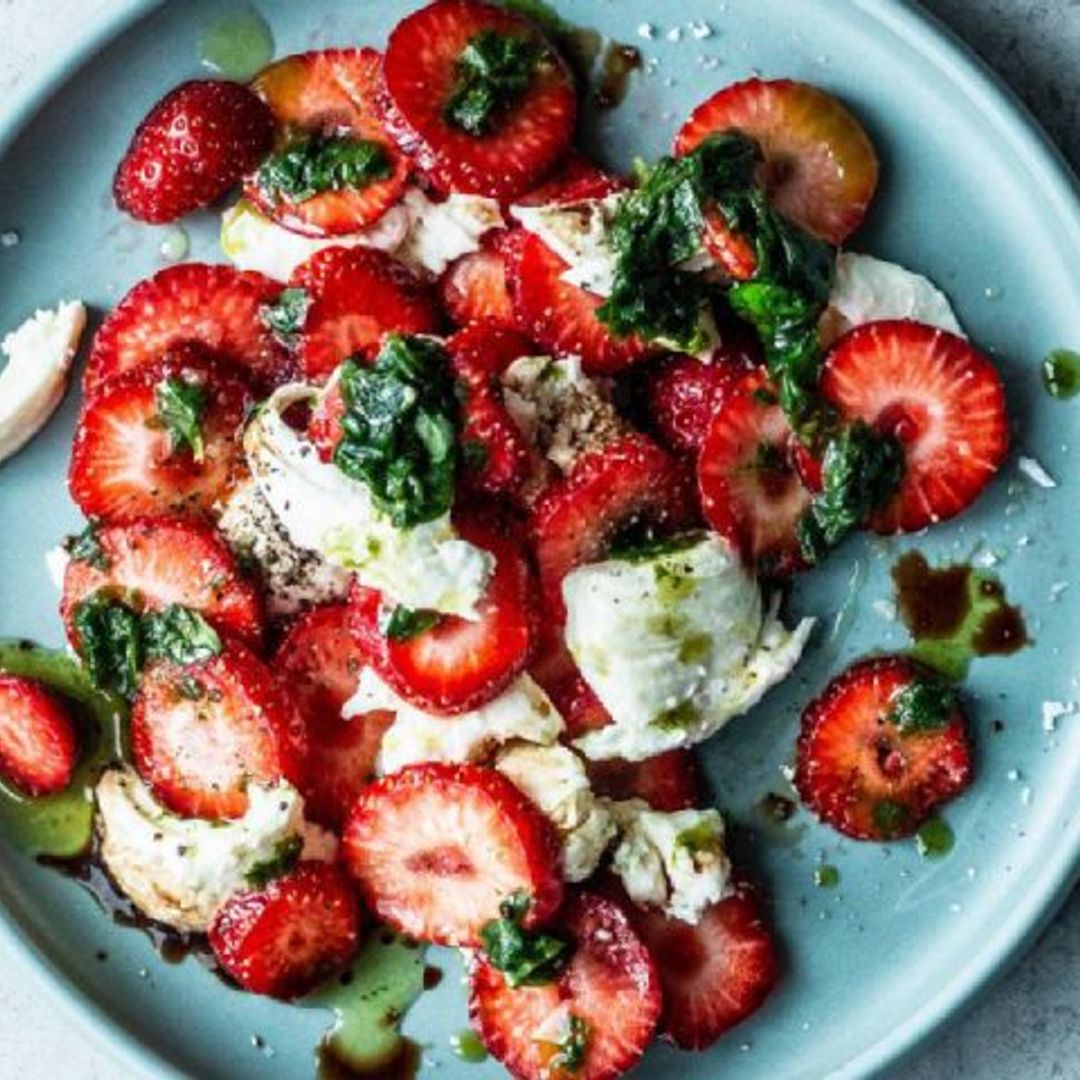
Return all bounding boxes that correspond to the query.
[698,368,811,576]
[675,77,879,244]
[349,515,536,714]
[209,862,360,999]
[291,247,441,380]
[646,329,763,457]
[83,264,291,395]
[61,517,263,651]
[506,229,652,375]
[0,676,78,798]
[516,151,627,207]
[447,324,537,384]
[588,751,700,813]
[342,762,563,946]
[530,433,696,620]
[132,642,307,819]
[381,0,576,199]
[440,234,519,330]
[308,375,348,462]
[114,80,275,225]
[702,207,759,281]
[69,347,253,523]
[790,437,824,494]
[820,320,1009,533]
[469,892,662,1080]
[621,880,780,1050]
[273,604,394,828]
[795,655,974,840]
[249,48,410,236]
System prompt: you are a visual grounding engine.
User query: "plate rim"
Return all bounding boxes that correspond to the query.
[0,1,1077,1078]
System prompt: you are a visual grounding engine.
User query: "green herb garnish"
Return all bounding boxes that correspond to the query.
[872,799,910,838]
[142,605,222,666]
[891,677,959,734]
[244,835,304,889]
[445,30,541,136]
[608,529,704,564]
[479,891,571,988]
[65,521,110,571]
[549,1015,589,1074]
[155,376,208,462]
[257,135,392,204]
[261,286,311,348]
[384,605,441,642]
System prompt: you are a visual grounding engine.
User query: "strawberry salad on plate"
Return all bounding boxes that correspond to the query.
[0,0,1014,1076]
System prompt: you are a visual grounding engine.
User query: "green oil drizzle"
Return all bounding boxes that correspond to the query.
[891,552,1029,679]
[450,1029,489,1063]
[0,641,127,858]
[198,8,274,82]
[814,864,840,888]
[160,226,190,263]
[1042,349,1080,400]
[916,817,955,859]
[305,933,426,1078]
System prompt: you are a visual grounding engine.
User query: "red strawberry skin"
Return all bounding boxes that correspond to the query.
[795,655,974,840]
[588,751,700,813]
[209,862,360,999]
[440,235,520,331]
[0,676,78,798]
[380,0,577,199]
[132,642,308,820]
[469,892,662,1080]
[83,264,291,395]
[114,80,275,224]
[291,246,441,380]
[342,762,564,947]
[308,375,348,462]
[273,604,393,828]
[69,348,253,523]
[821,320,1009,534]
[61,517,264,651]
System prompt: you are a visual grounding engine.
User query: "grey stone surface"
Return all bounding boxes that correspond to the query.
[0,1,1076,1078]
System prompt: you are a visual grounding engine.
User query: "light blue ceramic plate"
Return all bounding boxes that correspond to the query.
[0,1,1078,1077]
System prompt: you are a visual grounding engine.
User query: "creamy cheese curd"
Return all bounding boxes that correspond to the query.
[494,743,616,883]
[244,384,493,619]
[221,189,502,282]
[95,767,336,932]
[824,252,964,345]
[346,668,564,775]
[605,799,732,923]
[563,534,814,761]
[0,300,86,464]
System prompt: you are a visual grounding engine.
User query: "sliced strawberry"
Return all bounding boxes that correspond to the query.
[308,374,348,462]
[342,762,563,946]
[380,0,576,199]
[83,263,291,395]
[69,347,253,523]
[675,78,879,245]
[646,330,763,457]
[61,517,263,651]
[290,246,441,380]
[516,151,627,207]
[439,233,519,330]
[506,229,652,375]
[114,80,275,224]
[0,676,78,798]
[273,604,394,828]
[469,892,661,1080]
[446,324,537,384]
[530,433,696,620]
[702,207,759,281]
[349,515,536,714]
[132,642,307,819]
[620,879,780,1050]
[588,751,700,813]
[698,368,811,577]
[209,862,360,999]
[249,48,410,237]
[820,321,1009,533]
[795,655,974,840]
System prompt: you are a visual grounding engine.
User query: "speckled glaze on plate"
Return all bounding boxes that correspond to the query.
[0,2,1078,1078]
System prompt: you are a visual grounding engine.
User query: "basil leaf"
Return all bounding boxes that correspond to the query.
[384,605,441,642]
[142,605,222,666]
[479,891,571,988]
[155,376,208,462]
[73,594,144,700]
[892,678,959,734]
[243,835,303,889]
[257,135,392,204]
[445,30,540,136]
[550,1015,589,1074]
[65,521,110,571]
[261,287,311,348]
[333,335,460,527]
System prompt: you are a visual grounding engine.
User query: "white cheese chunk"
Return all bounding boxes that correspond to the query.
[394,188,503,277]
[495,743,616,882]
[564,534,814,761]
[95,767,335,932]
[0,300,85,463]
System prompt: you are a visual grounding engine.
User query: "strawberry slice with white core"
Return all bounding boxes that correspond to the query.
[342,762,564,947]
[675,77,879,245]
[821,320,1009,533]
[83,263,292,395]
[469,892,662,1080]
[0,676,78,798]
[439,234,520,330]
[61,517,264,650]
[132,642,307,820]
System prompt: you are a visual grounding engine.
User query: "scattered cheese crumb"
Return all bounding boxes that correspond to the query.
[637,22,655,39]
[1049,581,1070,602]
[688,19,713,38]
[1017,455,1057,489]
[666,26,683,42]
[1041,701,1076,732]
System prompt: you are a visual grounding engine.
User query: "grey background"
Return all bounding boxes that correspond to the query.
[0,0,1077,1076]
